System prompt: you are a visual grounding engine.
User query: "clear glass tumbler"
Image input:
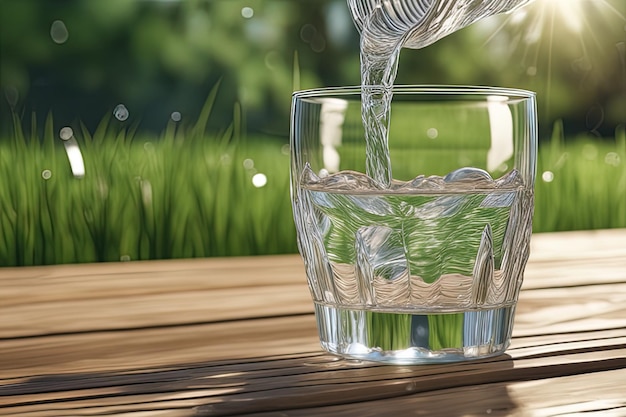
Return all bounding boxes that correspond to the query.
[290,85,537,364]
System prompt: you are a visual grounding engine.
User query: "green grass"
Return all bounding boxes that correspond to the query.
[0,107,624,267]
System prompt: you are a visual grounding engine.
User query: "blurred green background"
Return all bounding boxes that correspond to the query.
[0,0,625,266]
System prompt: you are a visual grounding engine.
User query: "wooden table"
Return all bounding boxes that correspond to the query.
[1,229,625,416]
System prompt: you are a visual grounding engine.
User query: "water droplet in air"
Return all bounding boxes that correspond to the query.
[50,20,69,44]
[113,104,129,121]
[59,127,73,141]
[252,173,267,188]
[42,170,52,180]
[170,111,181,122]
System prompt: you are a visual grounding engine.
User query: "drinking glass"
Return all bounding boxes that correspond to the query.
[290,85,537,364]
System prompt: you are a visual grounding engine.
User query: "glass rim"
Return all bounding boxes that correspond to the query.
[293,85,536,100]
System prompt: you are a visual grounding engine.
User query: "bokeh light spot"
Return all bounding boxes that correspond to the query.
[542,171,554,182]
[243,158,254,169]
[241,7,254,18]
[252,173,267,188]
[426,128,439,139]
[50,20,69,44]
[59,127,73,141]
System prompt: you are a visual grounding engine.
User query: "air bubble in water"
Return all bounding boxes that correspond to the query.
[444,167,493,184]
[113,104,129,121]
[42,170,52,180]
[171,111,181,122]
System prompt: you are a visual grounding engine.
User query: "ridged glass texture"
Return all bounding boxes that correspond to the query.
[290,86,537,363]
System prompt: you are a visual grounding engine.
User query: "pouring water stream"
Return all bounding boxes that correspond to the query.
[347,0,535,187]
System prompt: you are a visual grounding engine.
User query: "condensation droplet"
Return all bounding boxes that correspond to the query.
[42,169,52,180]
[59,126,73,141]
[113,104,129,121]
[252,173,267,188]
[542,171,554,182]
[50,20,69,44]
[171,111,182,122]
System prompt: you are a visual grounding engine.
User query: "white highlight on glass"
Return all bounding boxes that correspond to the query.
[486,95,514,172]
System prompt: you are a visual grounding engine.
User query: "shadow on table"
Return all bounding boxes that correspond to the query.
[1,353,518,416]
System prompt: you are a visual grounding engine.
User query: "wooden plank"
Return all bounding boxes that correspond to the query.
[2,230,625,339]
[1,278,624,378]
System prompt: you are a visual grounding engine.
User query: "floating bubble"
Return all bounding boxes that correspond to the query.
[113,104,129,121]
[241,7,254,18]
[252,173,267,188]
[59,127,73,141]
[542,171,554,182]
[50,20,69,44]
[42,169,52,180]
[171,111,182,122]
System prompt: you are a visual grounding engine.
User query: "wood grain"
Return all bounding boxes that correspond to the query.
[1,229,625,416]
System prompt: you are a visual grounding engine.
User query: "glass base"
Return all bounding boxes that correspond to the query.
[314,303,516,364]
